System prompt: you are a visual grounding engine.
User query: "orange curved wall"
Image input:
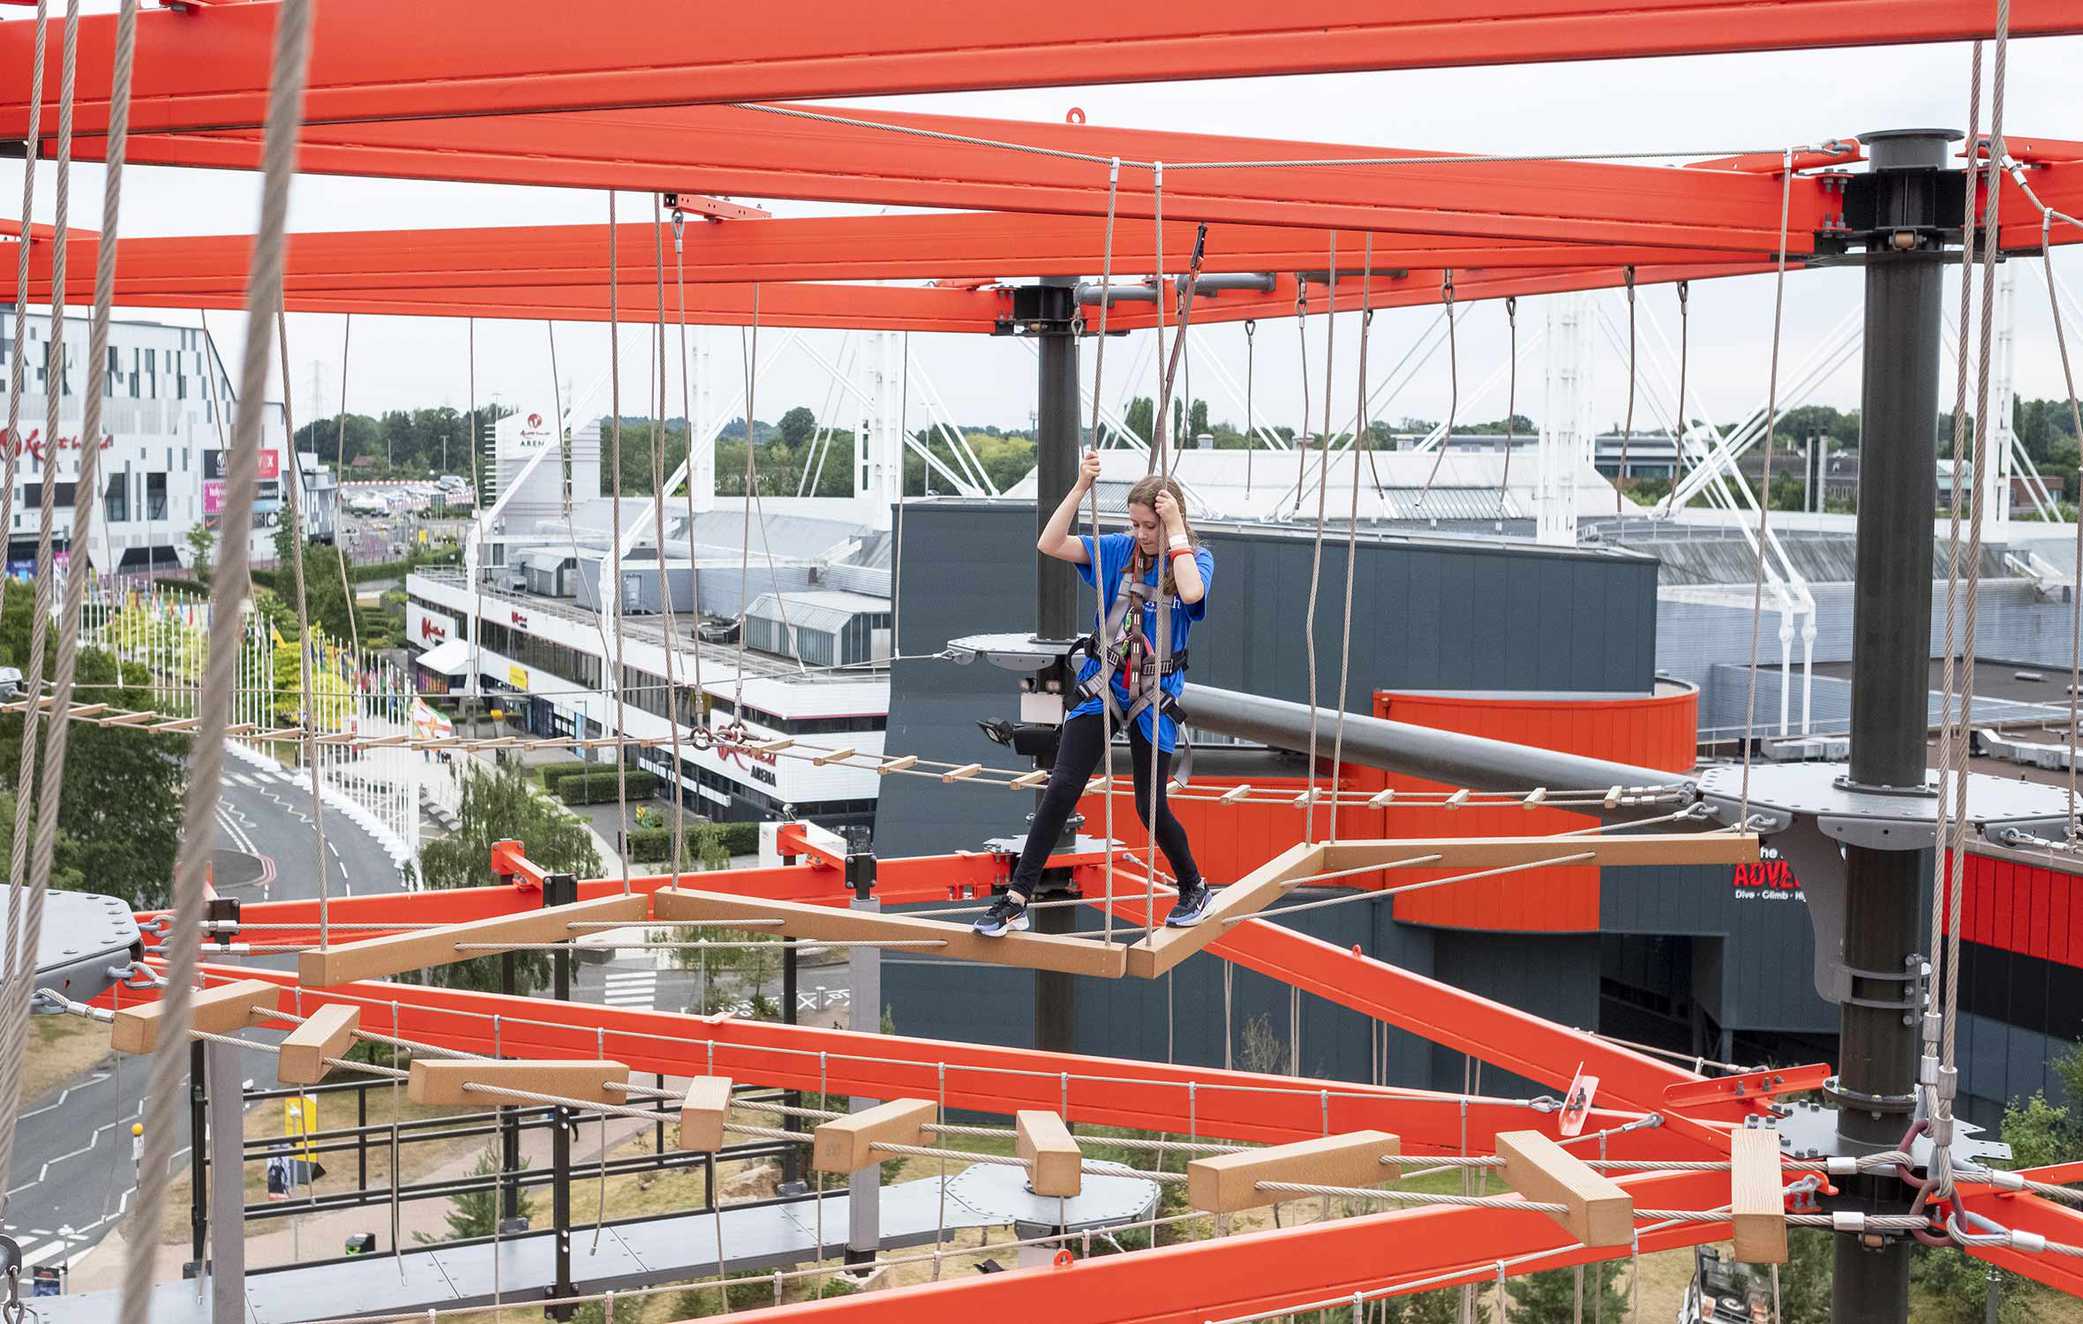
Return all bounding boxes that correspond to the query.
[1375,689,1699,933]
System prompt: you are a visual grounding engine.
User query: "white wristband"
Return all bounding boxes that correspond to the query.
[1168,534,1190,549]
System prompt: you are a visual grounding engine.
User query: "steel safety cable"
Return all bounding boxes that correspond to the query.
[606,192,635,895]
[122,0,310,1319]
[1947,5,2013,1119]
[275,307,332,951]
[0,0,52,1189]
[1142,160,1167,925]
[1244,319,1257,499]
[2047,219,2083,845]
[1736,148,1798,830]
[1927,39,1984,1105]
[1659,283,1693,517]
[1417,271,1460,503]
[465,318,487,733]
[1499,297,1519,520]
[1149,161,1167,475]
[733,287,762,721]
[1294,277,1311,520]
[1618,267,1638,515]
[1302,236,1336,841]
[650,198,691,880]
[331,312,359,656]
[0,6,97,1199]
[1089,158,1122,942]
[1327,237,1372,842]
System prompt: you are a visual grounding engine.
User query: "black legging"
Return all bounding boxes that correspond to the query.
[1009,711,1201,897]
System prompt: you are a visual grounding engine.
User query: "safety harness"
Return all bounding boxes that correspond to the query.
[1067,551,1194,781]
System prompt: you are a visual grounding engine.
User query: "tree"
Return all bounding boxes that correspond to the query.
[185,523,216,579]
[1504,1262,1626,1321]
[778,406,818,446]
[1911,1094,2072,1324]
[0,582,186,909]
[417,1148,533,1244]
[1124,396,1155,443]
[413,762,603,994]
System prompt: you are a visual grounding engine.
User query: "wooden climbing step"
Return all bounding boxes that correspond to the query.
[1016,1109,1082,1198]
[112,978,278,1055]
[298,893,649,986]
[1730,1127,1789,1264]
[1496,1130,1634,1248]
[651,887,1128,979]
[1186,1130,1402,1213]
[407,1058,630,1107]
[812,1098,936,1174]
[277,1004,361,1085]
[1314,832,1759,874]
[1125,842,1323,979]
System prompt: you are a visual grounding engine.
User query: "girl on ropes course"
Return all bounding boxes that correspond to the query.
[975,450,1216,937]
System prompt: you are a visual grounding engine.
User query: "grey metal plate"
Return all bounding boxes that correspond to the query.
[1696,762,2073,846]
[942,1163,1159,1231]
[945,633,1066,672]
[0,886,139,1007]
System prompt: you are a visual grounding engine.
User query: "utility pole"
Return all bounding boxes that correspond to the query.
[1832,126,1959,1324]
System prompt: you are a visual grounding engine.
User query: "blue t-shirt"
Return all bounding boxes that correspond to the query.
[1070,532,1214,752]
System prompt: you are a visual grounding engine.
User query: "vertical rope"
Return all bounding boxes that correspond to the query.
[1499,298,1519,517]
[330,312,358,655]
[1418,273,1460,501]
[464,318,485,744]
[732,288,761,720]
[1301,238,1336,841]
[1243,320,1257,499]
[2047,227,2083,845]
[671,213,708,740]
[275,308,329,949]
[1736,149,1798,828]
[1327,237,1371,842]
[122,0,313,1320]
[1617,267,1637,514]
[1087,160,1121,938]
[650,198,690,880]
[606,193,632,894]
[1142,162,1169,921]
[0,0,53,1205]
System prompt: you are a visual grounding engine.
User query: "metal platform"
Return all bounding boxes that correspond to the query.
[56,1167,1159,1323]
[0,885,139,1008]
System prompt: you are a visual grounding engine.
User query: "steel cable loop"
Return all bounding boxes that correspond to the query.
[1736,148,1799,828]
[1659,282,1693,517]
[648,197,691,881]
[1415,272,1461,507]
[121,0,313,1319]
[1499,297,1519,517]
[275,309,332,951]
[1085,161,1124,935]
[330,313,361,657]
[1926,38,1985,1168]
[0,0,53,1216]
[1300,237,1336,842]
[2040,210,2083,846]
[1328,240,1372,844]
[1145,160,1169,924]
[605,192,635,894]
[1618,266,1637,515]
[670,212,709,785]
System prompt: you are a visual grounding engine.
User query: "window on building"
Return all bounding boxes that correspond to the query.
[146,472,167,521]
[24,483,77,509]
[104,472,128,525]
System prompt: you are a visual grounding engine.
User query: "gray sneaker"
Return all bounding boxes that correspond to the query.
[1166,881,1212,928]
[974,892,1030,937]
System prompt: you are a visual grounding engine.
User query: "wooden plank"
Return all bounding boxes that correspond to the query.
[112,979,277,1055]
[1730,1127,1789,1264]
[407,1058,629,1107]
[1315,832,1760,873]
[1186,1130,1401,1214]
[812,1098,936,1174]
[1496,1130,1634,1247]
[278,1004,360,1085]
[298,893,649,986]
[652,887,1127,979]
[678,1076,734,1152]
[1126,842,1322,979]
[1016,1109,1081,1198]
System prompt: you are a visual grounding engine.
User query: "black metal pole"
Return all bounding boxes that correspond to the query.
[189,1040,208,1273]
[498,950,521,1223]
[1833,126,1959,1324]
[781,943,803,1185]
[544,873,578,1321]
[1032,276,1082,1056]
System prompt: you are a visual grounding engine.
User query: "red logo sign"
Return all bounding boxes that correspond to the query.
[528,413,544,430]
[419,616,448,643]
[1731,858,1803,898]
[258,450,281,480]
[510,609,529,628]
[1,428,114,463]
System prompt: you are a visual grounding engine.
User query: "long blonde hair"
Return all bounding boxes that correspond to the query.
[1124,474,1197,598]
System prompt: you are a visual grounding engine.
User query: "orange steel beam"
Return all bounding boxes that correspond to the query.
[9,217,1773,298]
[1088,873,1734,1124]
[1959,1193,2083,1297]
[664,1168,1733,1324]
[5,0,2080,141]
[105,106,1837,251]
[101,963,1705,1158]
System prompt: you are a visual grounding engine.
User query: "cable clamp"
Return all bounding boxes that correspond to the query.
[1830,1212,1866,1234]
[1936,1065,1958,1101]
[1826,1156,1858,1177]
[1919,1054,1939,1087]
[2011,1230,2048,1254]
[1989,1169,2026,1192]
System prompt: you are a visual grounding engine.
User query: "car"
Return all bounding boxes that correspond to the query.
[1677,1247,1771,1324]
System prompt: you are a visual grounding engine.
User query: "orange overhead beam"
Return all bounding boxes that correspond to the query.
[108,105,1837,252]
[4,0,2078,141]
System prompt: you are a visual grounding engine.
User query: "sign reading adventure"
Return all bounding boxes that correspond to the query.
[1731,844,1803,901]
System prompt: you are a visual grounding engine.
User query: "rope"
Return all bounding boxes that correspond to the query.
[1089,158,1121,938]
[1417,272,1460,503]
[1302,239,1336,840]
[275,307,332,950]
[2044,219,2083,844]
[330,312,360,657]
[0,0,53,1218]
[1499,297,1519,518]
[122,0,311,1320]
[649,196,690,880]
[1244,320,1257,498]
[1328,239,1371,843]
[464,317,486,737]
[1144,162,1170,922]
[1736,148,1799,827]
[606,192,633,894]
[670,210,708,770]
[1618,267,1637,513]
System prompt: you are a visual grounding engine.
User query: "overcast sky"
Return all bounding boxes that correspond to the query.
[7,23,2083,450]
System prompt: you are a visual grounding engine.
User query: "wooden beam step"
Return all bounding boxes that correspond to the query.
[407,1058,629,1107]
[1315,832,1759,874]
[653,887,1126,979]
[298,893,649,986]
[1730,1127,1789,1264]
[1016,1109,1081,1198]
[678,1076,733,1153]
[112,979,277,1055]
[813,1098,936,1174]
[277,1004,361,1085]
[1126,842,1321,979]
[1187,1130,1401,1214]
[1496,1130,1634,1248]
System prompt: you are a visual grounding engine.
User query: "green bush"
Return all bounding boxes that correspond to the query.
[554,768,660,805]
[712,821,758,856]
[535,760,594,794]
[625,822,735,868]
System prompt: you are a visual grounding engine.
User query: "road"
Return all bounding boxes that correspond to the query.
[2,765,408,1274]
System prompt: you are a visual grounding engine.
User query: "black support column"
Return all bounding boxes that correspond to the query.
[543,872,579,1321]
[1029,276,1083,1055]
[1833,127,1959,1324]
